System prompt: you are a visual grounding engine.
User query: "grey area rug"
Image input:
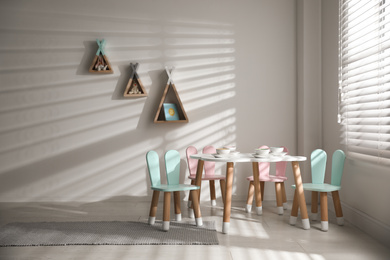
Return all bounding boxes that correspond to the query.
[0,221,218,247]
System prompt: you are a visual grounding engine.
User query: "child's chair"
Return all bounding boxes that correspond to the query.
[146,150,202,231]
[292,149,345,231]
[245,146,289,215]
[186,145,226,207]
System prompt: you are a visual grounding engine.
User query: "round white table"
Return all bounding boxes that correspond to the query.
[190,153,309,234]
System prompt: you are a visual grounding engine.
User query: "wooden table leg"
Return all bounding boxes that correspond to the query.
[188,180,195,207]
[191,159,204,226]
[291,161,310,229]
[190,160,204,210]
[191,189,202,226]
[252,162,263,215]
[222,162,234,234]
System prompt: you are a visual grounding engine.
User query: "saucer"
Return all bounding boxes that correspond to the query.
[212,153,229,158]
[253,153,269,158]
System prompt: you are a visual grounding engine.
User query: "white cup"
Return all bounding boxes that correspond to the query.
[270,147,284,154]
[255,148,270,156]
[223,145,236,152]
[216,148,230,154]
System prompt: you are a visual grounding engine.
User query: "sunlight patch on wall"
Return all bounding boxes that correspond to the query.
[166,57,235,70]
[165,38,234,46]
[164,25,234,36]
[165,109,236,140]
[165,48,234,58]
[173,65,235,80]
[177,73,235,90]
[0,79,115,112]
[0,67,119,92]
[0,6,237,201]
[0,103,144,174]
[1,137,163,201]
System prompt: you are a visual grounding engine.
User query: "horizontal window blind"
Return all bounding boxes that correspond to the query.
[339,0,390,165]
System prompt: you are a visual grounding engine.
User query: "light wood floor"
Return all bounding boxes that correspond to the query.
[0,199,389,260]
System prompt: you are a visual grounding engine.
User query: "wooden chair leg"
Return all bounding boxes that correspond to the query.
[260,181,265,201]
[311,191,318,220]
[275,182,283,215]
[148,190,160,225]
[246,181,254,212]
[209,180,216,206]
[173,191,182,221]
[281,182,287,209]
[290,189,299,225]
[252,162,263,216]
[220,179,226,205]
[188,180,195,207]
[190,189,203,226]
[332,191,344,225]
[320,192,328,231]
[163,192,171,231]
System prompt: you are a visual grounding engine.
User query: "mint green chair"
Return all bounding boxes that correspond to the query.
[146,150,202,231]
[292,149,346,231]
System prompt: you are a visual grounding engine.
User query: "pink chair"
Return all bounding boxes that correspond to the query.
[186,145,226,206]
[245,146,289,215]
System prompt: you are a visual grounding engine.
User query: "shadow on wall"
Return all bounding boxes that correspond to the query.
[0,8,236,202]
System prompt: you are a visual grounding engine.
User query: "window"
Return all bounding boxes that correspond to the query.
[339,0,390,165]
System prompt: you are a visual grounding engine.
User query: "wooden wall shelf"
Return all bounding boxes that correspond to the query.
[154,67,188,123]
[123,63,147,97]
[89,39,114,74]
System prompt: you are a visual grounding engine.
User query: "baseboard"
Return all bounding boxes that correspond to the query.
[328,195,390,248]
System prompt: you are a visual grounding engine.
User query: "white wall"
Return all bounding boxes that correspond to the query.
[296,0,322,180]
[0,0,298,202]
[2,0,388,247]
[321,0,390,247]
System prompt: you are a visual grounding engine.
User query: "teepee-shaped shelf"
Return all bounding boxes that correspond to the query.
[154,67,188,123]
[89,39,114,74]
[123,63,147,97]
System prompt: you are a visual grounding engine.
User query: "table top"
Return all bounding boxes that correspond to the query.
[190,153,307,162]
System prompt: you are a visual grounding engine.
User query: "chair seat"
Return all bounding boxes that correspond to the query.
[292,183,341,192]
[246,175,287,182]
[151,184,200,192]
[188,175,226,181]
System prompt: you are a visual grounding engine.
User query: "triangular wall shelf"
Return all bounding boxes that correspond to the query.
[89,39,114,74]
[123,63,147,97]
[154,67,188,123]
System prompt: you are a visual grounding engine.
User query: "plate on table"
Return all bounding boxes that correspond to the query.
[252,153,269,158]
[212,153,230,158]
[270,152,287,157]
